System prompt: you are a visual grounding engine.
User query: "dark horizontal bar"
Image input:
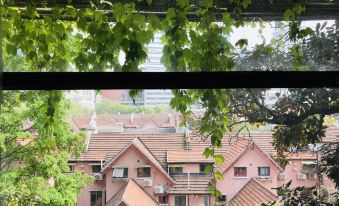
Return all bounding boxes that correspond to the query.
[2,71,339,90]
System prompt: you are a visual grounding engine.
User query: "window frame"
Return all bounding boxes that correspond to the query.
[258,167,270,176]
[204,195,209,206]
[112,167,128,178]
[217,195,227,203]
[234,167,247,177]
[200,163,213,173]
[174,195,187,206]
[169,166,183,175]
[158,195,168,204]
[90,191,102,206]
[137,166,151,178]
[92,165,102,173]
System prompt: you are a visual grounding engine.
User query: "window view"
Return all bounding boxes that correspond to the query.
[112,168,128,179]
[258,167,270,176]
[159,195,168,204]
[174,195,186,206]
[1,1,338,206]
[137,167,151,178]
[169,166,183,175]
[90,191,102,206]
[92,165,101,173]
[234,167,247,177]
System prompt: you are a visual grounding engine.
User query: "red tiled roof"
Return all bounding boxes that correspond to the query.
[219,138,253,172]
[106,178,158,206]
[168,174,211,194]
[71,133,231,168]
[102,138,175,184]
[70,113,177,131]
[167,150,213,163]
[219,138,283,173]
[228,178,277,206]
[271,151,317,160]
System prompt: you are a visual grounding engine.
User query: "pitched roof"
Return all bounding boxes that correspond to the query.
[168,174,211,194]
[228,178,277,206]
[105,178,158,206]
[271,151,317,160]
[167,150,213,163]
[70,113,177,131]
[219,138,283,173]
[71,133,231,167]
[102,137,175,184]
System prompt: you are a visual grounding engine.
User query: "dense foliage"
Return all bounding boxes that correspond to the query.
[1,0,338,205]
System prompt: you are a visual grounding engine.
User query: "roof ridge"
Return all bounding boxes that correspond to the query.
[229,177,277,205]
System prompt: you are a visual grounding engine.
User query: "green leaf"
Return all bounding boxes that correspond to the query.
[146,0,152,6]
[214,155,224,164]
[202,0,213,9]
[203,148,213,158]
[235,39,248,48]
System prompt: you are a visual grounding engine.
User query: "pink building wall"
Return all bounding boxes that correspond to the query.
[74,163,106,206]
[279,159,318,188]
[217,146,280,200]
[104,146,172,203]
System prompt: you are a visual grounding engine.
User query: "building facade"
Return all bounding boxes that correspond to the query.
[68,114,339,206]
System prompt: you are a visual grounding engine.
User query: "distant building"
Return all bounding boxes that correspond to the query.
[64,90,98,108]
[100,33,173,107]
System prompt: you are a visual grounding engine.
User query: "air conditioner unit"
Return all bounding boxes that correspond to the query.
[143,178,153,187]
[256,176,272,180]
[154,185,165,194]
[277,173,287,180]
[309,173,318,180]
[297,173,307,180]
[93,173,103,181]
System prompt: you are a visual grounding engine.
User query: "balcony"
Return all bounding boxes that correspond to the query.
[170,172,212,179]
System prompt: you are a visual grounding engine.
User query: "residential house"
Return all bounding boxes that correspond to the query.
[68,114,338,206]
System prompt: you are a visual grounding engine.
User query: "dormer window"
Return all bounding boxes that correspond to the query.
[258,167,270,176]
[234,167,247,177]
[137,166,151,178]
[112,167,128,178]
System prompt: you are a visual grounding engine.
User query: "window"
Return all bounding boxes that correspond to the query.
[204,195,209,206]
[169,166,183,175]
[200,163,213,173]
[137,167,151,177]
[112,168,128,178]
[159,195,168,204]
[90,191,102,206]
[92,165,101,173]
[175,195,186,206]
[68,165,74,173]
[258,167,270,176]
[217,195,227,203]
[234,167,247,177]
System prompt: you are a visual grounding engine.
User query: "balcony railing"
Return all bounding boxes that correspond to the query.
[170,173,212,178]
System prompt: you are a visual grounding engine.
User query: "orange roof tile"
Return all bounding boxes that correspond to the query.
[71,133,231,168]
[219,138,253,172]
[106,178,158,206]
[102,137,175,184]
[229,178,277,206]
[219,138,283,173]
[167,150,213,163]
[168,174,211,194]
[271,151,317,160]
